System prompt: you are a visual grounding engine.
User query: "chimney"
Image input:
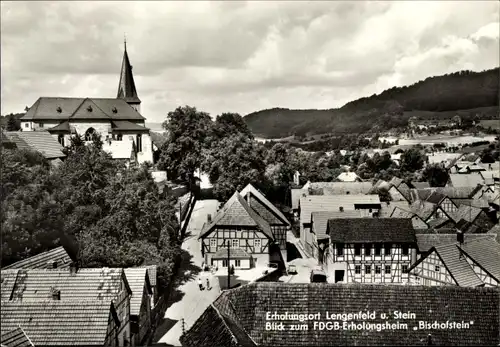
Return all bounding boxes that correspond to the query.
[339,206,344,212]
[69,262,78,275]
[207,214,212,223]
[50,287,61,300]
[457,229,464,245]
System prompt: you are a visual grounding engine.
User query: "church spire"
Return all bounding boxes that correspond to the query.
[117,39,141,109]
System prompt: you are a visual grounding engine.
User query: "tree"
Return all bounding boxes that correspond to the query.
[211,113,253,140]
[201,134,266,200]
[157,106,212,183]
[400,148,426,172]
[6,115,19,131]
[422,164,450,187]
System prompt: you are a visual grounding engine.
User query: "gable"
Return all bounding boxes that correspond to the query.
[70,99,111,119]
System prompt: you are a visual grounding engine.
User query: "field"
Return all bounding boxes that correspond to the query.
[479,119,500,130]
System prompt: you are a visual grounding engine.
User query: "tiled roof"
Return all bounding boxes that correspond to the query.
[311,210,363,240]
[368,179,391,194]
[449,204,484,223]
[426,191,446,204]
[180,304,252,347]
[408,187,481,203]
[299,195,381,223]
[124,268,152,317]
[1,300,117,346]
[390,206,415,219]
[142,265,157,286]
[0,327,34,347]
[213,248,250,259]
[199,192,273,240]
[389,177,403,187]
[70,99,111,119]
[2,246,73,270]
[411,181,430,189]
[1,270,19,301]
[117,47,141,104]
[48,121,70,132]
[416,234,497,253]
[434,244,483,287]
[328,218,416,243]
[308,182,373,195]
[337,172,359,182]
[426,217,450,229]
[379,201,411,217]
[21,97,145,121]
[184,282,500,346]
[240,184,290,226]
[2,268,131,302]
[409,200,437,221]
[460,238,500,281]
[4,131,65,159]
[112,120,149,131]
[449,174,484,188]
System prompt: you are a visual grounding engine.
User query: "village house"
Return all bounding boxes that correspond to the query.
[449,161,486,175]
[324,218,417,284]
[239,184,290,262]
[2,246,74,270]
[0,267,132,346]
[124,268,153,346]
[290,181,373,221]
[2,130,66,166]
[298,194,381,256]
[407,191,458,228]
[18,43,154,165]
[389,206,429,230]
[198,192,280,270]
[387,177,411,202]
[0,327,34,347]
[180,282,500,346]
[408,236,500,287]
[440,204,497,232]
[1,300,121,346]
[310,210,363,263]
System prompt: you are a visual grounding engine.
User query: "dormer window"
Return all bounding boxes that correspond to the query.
[87,105,93,112]
[56,106,62,113]
[112,107,118,113]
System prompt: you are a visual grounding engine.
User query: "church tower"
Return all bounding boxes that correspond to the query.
[117,39,141,113]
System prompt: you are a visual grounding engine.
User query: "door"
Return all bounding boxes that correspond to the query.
[335,270,344,283]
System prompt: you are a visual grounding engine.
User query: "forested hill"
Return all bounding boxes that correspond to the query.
[244,68,499,138]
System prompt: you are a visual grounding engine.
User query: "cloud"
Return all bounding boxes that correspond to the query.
[1,1,498,122]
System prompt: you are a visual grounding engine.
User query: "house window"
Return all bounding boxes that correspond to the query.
[369,209,372,213]
[235,260,241,267]
[375,266,381,274]
[365,265,371,274]
[435,266,440,272]
[337,244,344,256]
[137,134,142,152]
[117,134,123,141]
[58,134,65,146]
[232,239,239,248]
[384,244,391,255]
[211,259,214,266]
[24,123,29,128]
[39,122,44,128]
[254,239,261,249]
[402,245,409,255]
[402,265,408,273]
[365,244,371,256]
[210,239,216,248]
[375,245,382,256]
[354,244,361,256]
[222,259,228,267]
[385,265,391,274]
[355,265,361,274]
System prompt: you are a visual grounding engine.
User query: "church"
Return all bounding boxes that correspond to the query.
[19,42,154,164]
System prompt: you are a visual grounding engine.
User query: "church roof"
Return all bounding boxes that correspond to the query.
[117,45,141,104]
[21,97,145,121]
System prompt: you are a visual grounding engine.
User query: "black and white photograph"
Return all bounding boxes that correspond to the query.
[1,1,499,346]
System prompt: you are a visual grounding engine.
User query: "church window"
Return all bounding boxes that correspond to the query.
[58,135,65,146]
[85,128,96,141]
[137,134,142,152]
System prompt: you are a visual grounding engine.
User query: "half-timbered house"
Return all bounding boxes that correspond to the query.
[408,236,500,287]
[324,218,417,284]
[239,184,290,262]
[198,192,278,269]
[124,268,153,346]
[389,206,429,230]
[299,194,381,256]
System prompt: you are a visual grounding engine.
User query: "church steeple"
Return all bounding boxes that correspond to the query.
[117,38,141,112]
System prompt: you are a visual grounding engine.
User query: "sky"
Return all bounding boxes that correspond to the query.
[1,1,499,123]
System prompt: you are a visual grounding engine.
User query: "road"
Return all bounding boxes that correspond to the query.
[157,199,220,346]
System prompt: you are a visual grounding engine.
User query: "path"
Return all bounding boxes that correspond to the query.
[157,199,220,346]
